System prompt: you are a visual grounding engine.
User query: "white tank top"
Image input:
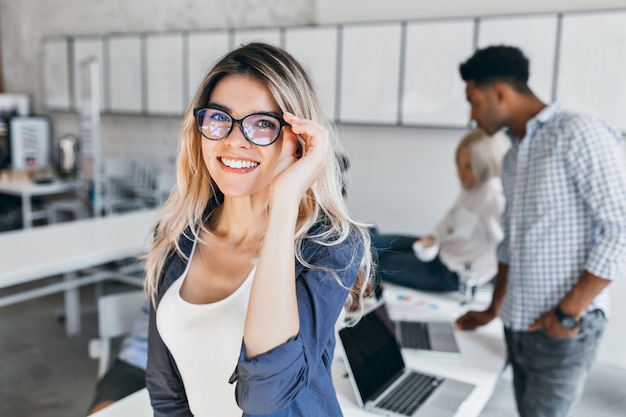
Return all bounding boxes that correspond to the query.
[157,239,255,417]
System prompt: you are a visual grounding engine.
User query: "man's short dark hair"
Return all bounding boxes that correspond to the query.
[459,45,530,93]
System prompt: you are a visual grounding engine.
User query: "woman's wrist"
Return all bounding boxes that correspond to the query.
[268,192,300,224]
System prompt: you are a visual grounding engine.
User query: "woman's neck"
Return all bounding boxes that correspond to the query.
[207,194,269,249]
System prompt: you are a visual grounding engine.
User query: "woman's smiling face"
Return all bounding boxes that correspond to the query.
[201,74,292,198]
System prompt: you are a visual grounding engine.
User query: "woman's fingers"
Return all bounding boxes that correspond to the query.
[283,112,329,159]
[271,112,329,200]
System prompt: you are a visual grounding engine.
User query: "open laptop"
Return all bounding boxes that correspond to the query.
[391,311,461,356]
[337,303,475,417]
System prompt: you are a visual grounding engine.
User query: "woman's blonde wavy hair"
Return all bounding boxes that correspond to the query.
[143,42,373,312]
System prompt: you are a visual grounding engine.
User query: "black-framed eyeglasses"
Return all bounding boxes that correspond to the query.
[193,107,289,146]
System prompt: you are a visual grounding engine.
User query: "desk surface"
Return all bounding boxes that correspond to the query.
[0,178,78,196]
[0,209,159,288]
[91,284,506,417]
[0,178,83,228]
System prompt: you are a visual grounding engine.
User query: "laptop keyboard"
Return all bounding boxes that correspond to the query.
[377,371,442,416]
[399,321,431,350]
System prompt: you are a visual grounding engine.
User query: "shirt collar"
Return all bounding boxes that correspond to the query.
[506,101,562,142]
[531,101,562,125]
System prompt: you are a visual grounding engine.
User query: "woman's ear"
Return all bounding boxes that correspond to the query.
[295,139,303,159]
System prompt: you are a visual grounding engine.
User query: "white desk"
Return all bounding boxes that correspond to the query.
[0,179,80,228]
[91,284,507,417]
[0,209,159,335]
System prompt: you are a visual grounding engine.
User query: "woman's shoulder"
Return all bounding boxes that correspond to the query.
[302,220,365,259]
[156,227,198,301]
[478,178,505,210]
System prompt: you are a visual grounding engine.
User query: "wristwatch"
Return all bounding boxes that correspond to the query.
[554,305,581,330]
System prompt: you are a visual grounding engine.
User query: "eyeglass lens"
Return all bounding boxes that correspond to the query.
[196,108,282,146]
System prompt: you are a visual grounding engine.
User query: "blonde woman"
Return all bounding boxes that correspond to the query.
[372,129,510,291]
[143,42,373,417]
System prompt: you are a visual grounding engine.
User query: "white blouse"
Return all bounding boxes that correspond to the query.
[157,238,256,417]
[433,177,505,284]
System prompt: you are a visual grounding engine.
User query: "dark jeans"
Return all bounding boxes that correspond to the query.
[371,233,458,292]
[504,309,606,417]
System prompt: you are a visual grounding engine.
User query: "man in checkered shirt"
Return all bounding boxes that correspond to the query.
[456,45,626,417]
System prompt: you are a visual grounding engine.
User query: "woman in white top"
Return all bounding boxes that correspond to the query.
[143,43,374,417]
[372,129,510,291]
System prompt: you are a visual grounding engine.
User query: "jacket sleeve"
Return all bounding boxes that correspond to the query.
[232,228,364,415]
[146,250,192,417]
[146,286,192,416]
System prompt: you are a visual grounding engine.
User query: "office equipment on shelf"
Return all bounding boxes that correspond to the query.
[0,178,81,228]
[0,93,30,116]
[337,302,475,416]
[100,158,150,215]
[10,116,51,171]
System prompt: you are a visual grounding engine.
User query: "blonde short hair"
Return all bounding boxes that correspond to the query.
[456,128,510,188]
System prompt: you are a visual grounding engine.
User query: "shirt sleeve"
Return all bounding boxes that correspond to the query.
[481,181,505,245]
[232,228,363,415]
[497,150,515,265]
[566,116,626,281]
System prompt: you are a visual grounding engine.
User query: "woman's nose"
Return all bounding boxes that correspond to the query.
[223,122,251,147]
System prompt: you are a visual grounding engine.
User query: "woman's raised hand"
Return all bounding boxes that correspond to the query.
[270,112,329,204]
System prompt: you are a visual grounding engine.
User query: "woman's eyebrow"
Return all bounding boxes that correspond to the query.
[205,102,230,113]
[206,102,282,119]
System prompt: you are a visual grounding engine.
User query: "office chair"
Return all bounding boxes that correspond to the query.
[88,290,146,378]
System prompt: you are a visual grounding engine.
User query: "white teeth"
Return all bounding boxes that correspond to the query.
[221,158,258,169]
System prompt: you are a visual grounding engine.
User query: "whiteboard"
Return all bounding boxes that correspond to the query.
[233,28,281,48]
[146,33,185,115]
[72,37,106,111]
[284,26,338,120]
[557,11,626,132]
[478,14,558,103]
[186,31,230,105]
[402,19,474,127]
[340,23,403,124]
[42,38,71,110]
[108,35,143,113]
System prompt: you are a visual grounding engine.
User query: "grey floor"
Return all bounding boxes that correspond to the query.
[2,279,626,417]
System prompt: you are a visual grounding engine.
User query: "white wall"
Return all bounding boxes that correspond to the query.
[316,0,626,23]
[340,125,460,234]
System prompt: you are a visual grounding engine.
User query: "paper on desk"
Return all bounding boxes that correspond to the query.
[382,284,465,322]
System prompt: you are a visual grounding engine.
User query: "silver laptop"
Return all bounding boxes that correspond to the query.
[337,303,475,417]
[394,316,461,356]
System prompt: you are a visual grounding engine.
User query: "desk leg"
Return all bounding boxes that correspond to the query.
[64,271,81,336]
[22,192,32,229]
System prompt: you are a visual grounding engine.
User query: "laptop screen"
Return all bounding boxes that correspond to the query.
[338,303,406,404]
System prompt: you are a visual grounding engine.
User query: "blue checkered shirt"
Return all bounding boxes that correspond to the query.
[497,102,626,330]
